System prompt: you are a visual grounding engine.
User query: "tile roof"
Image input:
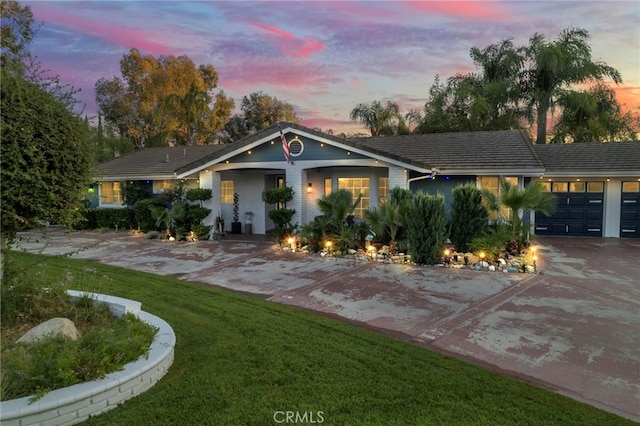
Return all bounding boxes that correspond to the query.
[342,129,545,172]
[94,145,227,180]
[94,123,638,180]
[534,142,640,175]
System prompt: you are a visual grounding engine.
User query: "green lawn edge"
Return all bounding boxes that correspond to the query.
[6,252,634,426]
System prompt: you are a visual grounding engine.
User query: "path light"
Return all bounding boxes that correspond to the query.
[287,236,296,251]
[367,244,376,259]
[325,241,332,251]
[443,249,451,266]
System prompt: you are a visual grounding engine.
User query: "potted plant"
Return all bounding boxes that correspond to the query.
[231,193,242,234]
[215,212,225,234]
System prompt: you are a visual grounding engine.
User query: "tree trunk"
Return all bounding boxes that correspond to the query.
[536,103,549,144]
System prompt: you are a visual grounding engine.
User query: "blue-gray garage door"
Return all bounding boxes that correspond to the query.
[621,181,640,237]
[535,181,604,237]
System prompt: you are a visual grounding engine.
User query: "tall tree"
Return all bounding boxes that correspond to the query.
[95,49,233,148]
[349,100,402,136]
[522,27,622,144]
[219,91,300,143]
[550,83,638,143]
[0,0,36,70]
[1,1,92,240]
[419,40,525,134]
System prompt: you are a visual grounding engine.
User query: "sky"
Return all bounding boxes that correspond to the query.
[23,0,640,135]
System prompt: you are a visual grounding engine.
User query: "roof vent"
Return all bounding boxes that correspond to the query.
[164,154,170,163]
[183,148,187,157]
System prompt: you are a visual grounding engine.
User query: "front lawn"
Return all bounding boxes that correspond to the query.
[5,252,633,425]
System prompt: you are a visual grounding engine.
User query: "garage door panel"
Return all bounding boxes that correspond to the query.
[620,186,640,238]
[586,210,603,221]
[568,209,586,220]
[567,195,586,206]
[534,182,603,237]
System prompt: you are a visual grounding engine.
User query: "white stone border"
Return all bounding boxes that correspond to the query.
[0,291,176,426]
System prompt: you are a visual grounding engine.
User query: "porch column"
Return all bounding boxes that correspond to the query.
[388,165,408,190]
[199,170,221,233]
[285,164,307,229]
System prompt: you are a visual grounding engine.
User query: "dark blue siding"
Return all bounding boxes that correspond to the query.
[409,175,476,217]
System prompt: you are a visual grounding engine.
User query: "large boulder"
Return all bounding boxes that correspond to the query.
[16,318,80,344]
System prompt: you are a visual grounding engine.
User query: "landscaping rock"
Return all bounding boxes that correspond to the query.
[17,318,80,344]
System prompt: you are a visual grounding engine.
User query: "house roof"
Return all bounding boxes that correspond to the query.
[94,145,227,181]
[343,129,545,173]
[534,142,640,176]
[93,123,639,180]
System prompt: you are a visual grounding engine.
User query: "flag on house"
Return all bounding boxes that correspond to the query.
[278,122,291,164]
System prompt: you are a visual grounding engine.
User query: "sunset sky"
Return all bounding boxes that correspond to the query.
[23,0,640,135]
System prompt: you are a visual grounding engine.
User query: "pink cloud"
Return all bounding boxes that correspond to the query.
[32,7,174,55]
[401,1,511,21]
[250,22,325,58]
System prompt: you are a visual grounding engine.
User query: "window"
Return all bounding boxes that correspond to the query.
[378,177,389,205]
[552,182,568,192]
[338,178,370,219]
[587,182,604,193]
[570,182,585,192]
[324,178,332,196]
[622,182,640,192]
[540,181,552,192]
[480,176,517,220]
[100,182,122,204]
[221,180,234,204]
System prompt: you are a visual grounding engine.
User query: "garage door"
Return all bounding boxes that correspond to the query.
[535,181,604,236]
[620,181,640,237]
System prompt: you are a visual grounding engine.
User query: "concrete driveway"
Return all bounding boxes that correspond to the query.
[13,230,640,421]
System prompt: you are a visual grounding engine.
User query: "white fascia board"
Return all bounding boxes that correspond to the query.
[176,128,431,177]
[541,170,640,178]
[437,168,546,176]
[283,128,431,173]
[175,133,285,178]
[92,175,178,182]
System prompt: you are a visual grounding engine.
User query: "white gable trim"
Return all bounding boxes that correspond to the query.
[175,125,431,178]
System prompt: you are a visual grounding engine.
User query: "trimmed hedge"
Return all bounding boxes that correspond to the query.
[82,208,135,230]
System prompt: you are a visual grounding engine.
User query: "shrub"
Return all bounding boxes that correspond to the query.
[406,192,448,265]
[134,199,161,232]
[123,181,152,207]
[144,230,160,239]
[187,205,211,223]
[450,183,488,253]
[191,224,212,240]
[185,188,212,204]
[83,208,134,230]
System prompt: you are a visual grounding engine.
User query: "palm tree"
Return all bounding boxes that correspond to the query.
[317,189,361,231]
[522,27,622,144]
[482,178,556,253]
[349,100,401,136]
[551,83,638,143]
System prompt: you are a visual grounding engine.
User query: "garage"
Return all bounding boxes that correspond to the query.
[535,181,604,237]
[620,181,640,237]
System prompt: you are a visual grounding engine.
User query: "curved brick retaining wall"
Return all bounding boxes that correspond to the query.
[0,291,176,426]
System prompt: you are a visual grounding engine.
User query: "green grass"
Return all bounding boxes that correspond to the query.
[1,255,157,401]
[5,252,633,426]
